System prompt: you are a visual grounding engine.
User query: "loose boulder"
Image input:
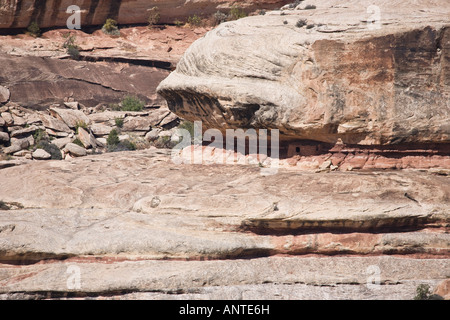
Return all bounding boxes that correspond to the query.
[32,149,52,160]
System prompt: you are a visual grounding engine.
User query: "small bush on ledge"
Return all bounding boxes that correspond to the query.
[187,14,203,27]
[212,11,228,25]
[107,129,120,147]
[228,5,247,21]
[75,120,88,134]
[120,95,145,112]
[102,18,120,36]
[178,120,195,144]
[115,117,124,128]
[414,284,444,300]
[174,19,184,27]
[148,7,161,28]
[106,129,137,152]
[111,140,137,152]
[62,33,81,60]
[33,129,48,145]
[27,21,41,37]
[153,135,177,149]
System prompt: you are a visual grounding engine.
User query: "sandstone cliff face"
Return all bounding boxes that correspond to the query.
[0,0,290,29]
[1,0,449,301]
[157,0,450,145]
[0,25,209,108]
[0,52,169,108]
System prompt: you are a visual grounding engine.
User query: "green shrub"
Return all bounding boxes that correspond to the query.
[33,129,48,144]
[75,120,88,134]
[414,284,431,300]
[67,45,80,60]
[148,7,160,28]
[27,21,41,37]
[120,95,144,111]
[115,117,124,128]
[154,135,176,149]
[0,200,9,210]
[107,129,120,147]
[228,5,247,21]
[123,140,136,150]
[72,138,85,148]
[62,33,80,59]
[174,19,184,27]
[102,18,120,36]
[212,11,227,25]
[108,103,121,111]
[188,14,203,27]
[106,129,136,152]
[115,140,136,152]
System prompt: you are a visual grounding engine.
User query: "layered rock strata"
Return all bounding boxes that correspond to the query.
[0,0,291,29]
[0,149,448,299]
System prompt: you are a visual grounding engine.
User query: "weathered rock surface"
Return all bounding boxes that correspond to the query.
[0,149,448,299]
[76,127,96,149]
[0,0,290,29]
[9,125,38,138]
[51,137,72,149]
[49,108,90,129]
[0,112,13,126]
[31,148,51,160]
[0,86,10,103]
[63,143,87,157]
[157,0,450,145]
[2,136,30,154]
[0,21,216,113]
[175,143,450,171]
[39,113,71,133]
[0,53,169,109]
[433,279,450,299]
[0,256,448,300]
[0,132,8,142]
[90,123,112,136]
